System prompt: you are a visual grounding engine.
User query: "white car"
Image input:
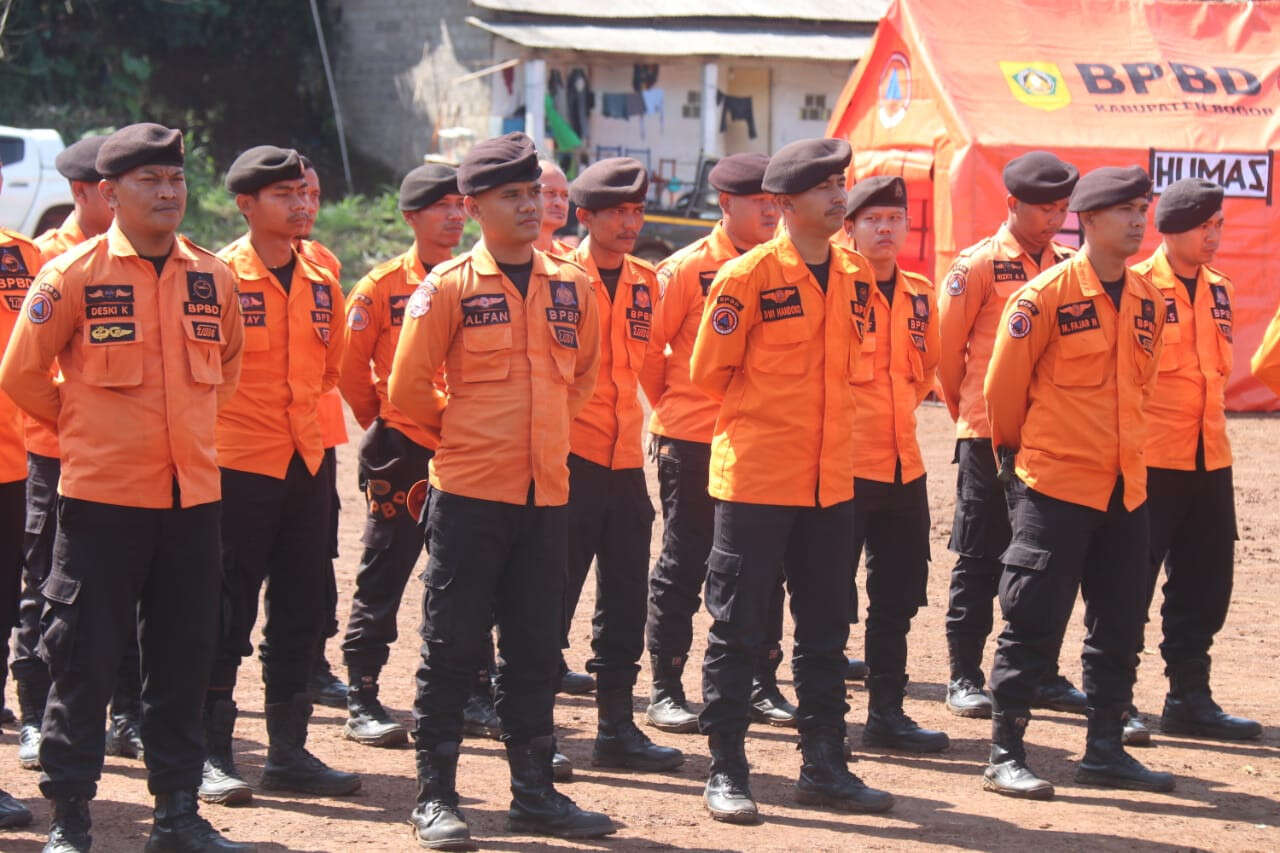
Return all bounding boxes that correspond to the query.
[0,126,74,237]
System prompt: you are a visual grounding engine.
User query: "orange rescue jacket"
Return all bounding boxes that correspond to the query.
[938,224,1073,439]
[690,234,867,507]
[567,240,655,469]
[1132,245,1233,471]
[985,252,1164,511]
[298,238,349,450]
[1252,300,1280,395]
[850,267,940,483]
[0,224,244,508]
[640,223,739,445]
[339,244,443,450]
[216,235,344,479]
[388,245,601,506]
[0,228,43,481]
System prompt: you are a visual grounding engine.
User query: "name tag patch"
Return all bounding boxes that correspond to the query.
[1057,300,1100,335]
[389,294,409,326]
[85,284,135,321]
[759,286,803,322]
[992,260,1027,283]
[239,291,267,327]
[461,293,510,327]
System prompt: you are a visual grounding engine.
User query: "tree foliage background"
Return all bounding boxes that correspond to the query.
[0,0,387,194]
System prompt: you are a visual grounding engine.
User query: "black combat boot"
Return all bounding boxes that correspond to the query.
[750,649,797,727]
[409,743,475,851]
[144,790,256,852]
[198,698,252,806]
[982,709,1053,799]
[0,788,32,828]
[796,729,895,813]
[1123,705,1150,746]
[1075,704,1175,792]
[945,636,992,718]
[645,654,699,733]
[17,674,49,770]
[261,694,362,796]
[307,640,348,709]
[104,712,145,760]
[704,730,758,823]
[505,735,616,838]
[461,668,501,740]
[862,674,950,753]
[344,673,408,748]
[1161,659,1261,741]
[558,658,595,695]
[551,738,573,783]
[845,657,868,681]
[44,796,92,852]
[592,687,684,771]
[1032,670,1087,714]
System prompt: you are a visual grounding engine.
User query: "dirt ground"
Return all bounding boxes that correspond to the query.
[3,402,1278,851]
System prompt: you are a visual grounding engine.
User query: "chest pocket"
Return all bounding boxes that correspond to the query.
[81,324,144,388]
[1158,317,1182,372]
[183,319,223,386]
[748,318,808,375]
[461,325,512,382]
[547,326,577,384]
[1051,328,1110,387]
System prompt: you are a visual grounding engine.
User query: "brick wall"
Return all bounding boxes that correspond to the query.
[330,0,496,172]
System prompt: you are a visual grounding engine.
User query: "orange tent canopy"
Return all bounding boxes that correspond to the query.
[829,0,1280,410]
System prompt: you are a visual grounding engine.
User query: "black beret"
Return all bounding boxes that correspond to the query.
[1002,151,1079,203]
[457,132,541,195]
[55,136,107,183]
[1069,166,1152,213]
[399,164,459,211]
[570,157,648,210]
[96,122,184,178]
[299,154,315,172]
[844,175,908,219]
[225,145,305,194]
[708,153,770,195]
[762,137,852,194]
[1155,178,1224,234]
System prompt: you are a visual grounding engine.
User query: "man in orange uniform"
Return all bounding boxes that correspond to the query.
[983,166,1174,799]
[559,158,684,773]
[1254,309,1280,393]
[200,146,360,806]
[841,176,947,754]
[0,122,251,851]
[14,134,148,775]
[0,158,43,830]
[1132,178,1260,741]
[639,153,797,733]
[937,152,1085,720]
[337,163,465,748]
[535,159,575,256]
[692,138,893,823]
[389,132,614,847]
[296,155,351,709]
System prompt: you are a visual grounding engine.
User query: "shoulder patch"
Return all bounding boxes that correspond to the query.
[1007,310,1032,339]
[945,263,968,296]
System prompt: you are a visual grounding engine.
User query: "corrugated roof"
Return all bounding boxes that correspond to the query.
[466,17,871,61]
[470,0,887,24]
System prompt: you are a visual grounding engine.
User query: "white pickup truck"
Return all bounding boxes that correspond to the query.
[0,126,74,237]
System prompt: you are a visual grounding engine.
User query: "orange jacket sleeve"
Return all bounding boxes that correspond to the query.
[690,262,758,401]
[937,256,989,421]
[320,283,345,395]
[984,285,1052,452]
[0,270,81,429]
[338,275,383,429]
[567,281,602,418]
[918,285,942,408]
[217,266,245,410]
[388,279,454,434]
[1251,301,1280,395]
[637,263,679,407]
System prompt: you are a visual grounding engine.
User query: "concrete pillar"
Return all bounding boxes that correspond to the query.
[524,58,547,151]
[702,61,720,158]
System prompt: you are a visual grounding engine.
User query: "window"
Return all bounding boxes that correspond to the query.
[0,137,24,167]
[800,94,830,122]
[682,90,701,119]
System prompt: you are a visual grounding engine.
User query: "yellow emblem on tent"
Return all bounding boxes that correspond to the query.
[999,61,1071,111]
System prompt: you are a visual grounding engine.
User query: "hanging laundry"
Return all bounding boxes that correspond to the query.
[566,68,594,139]
[502,66,515,95]
[633,63,660,92]
[719,92,758,139]
[545,93,582,150]
[602,92,631,119]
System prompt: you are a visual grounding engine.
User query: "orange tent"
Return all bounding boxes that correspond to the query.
[828,0,1280,410]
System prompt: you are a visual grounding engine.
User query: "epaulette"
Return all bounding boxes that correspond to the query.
[1202,263,1230,284]
[431,254,469,276]
[900,268,936,291]
[628,254,657,273]
[364,254,405,283]
[43,234,102,274]
[177,233,220,260]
